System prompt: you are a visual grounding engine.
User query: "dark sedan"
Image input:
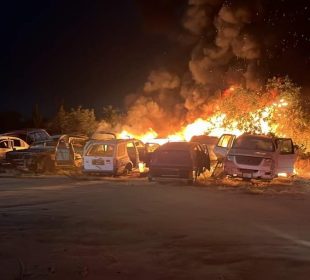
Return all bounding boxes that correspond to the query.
[148,142,210,184]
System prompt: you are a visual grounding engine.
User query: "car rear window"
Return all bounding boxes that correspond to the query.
[153,150,192,165]
[233,137,275,152]
[86,144,115,157]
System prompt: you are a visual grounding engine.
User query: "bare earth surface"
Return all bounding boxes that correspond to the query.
[1,175,310,280]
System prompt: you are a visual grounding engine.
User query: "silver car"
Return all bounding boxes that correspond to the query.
[214,134,297,180]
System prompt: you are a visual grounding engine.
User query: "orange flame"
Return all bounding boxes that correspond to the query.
[118,98,289,144]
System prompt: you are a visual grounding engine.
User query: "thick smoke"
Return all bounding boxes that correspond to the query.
[121,70,186,136]
[110,0,264,136]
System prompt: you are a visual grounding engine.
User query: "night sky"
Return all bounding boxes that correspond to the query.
[1,0,309,117]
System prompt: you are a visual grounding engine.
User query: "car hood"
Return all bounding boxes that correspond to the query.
[228,148,274,158]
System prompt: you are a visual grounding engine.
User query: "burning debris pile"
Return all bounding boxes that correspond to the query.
[98,0,309,149]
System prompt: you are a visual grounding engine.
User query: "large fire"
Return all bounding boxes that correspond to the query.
[118,94,289,144]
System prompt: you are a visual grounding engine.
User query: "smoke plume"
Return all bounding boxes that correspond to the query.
[103,0,265,136]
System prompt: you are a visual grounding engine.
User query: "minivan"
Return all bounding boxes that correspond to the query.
[214,134,297,180]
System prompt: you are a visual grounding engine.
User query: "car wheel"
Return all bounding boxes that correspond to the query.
[148,176,153,182]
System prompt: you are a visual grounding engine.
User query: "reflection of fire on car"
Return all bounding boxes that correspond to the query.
[83,133,151,176]
[0,136,29,161]
[5,135,88,172]
[214,133,297,180]
[148,142,211,184]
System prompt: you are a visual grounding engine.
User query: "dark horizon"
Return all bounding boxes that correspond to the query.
[1,0,309,120]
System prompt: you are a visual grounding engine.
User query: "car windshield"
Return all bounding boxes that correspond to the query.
[233,136,275,152]
[153,150,191,165]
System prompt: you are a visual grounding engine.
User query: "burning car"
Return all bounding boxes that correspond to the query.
[5,135,88,172]
[214,134,297,180]
[148,142,210,184]
[83,134,150,176]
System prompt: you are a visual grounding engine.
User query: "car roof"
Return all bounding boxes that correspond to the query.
[237,134,274,140]
[0,136,25,141]
[87,138,135,145]
[158,141,198,151]
[1,128,49,134]
[190,135,219,144]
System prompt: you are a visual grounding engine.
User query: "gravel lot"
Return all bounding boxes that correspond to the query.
[1,175,310,279]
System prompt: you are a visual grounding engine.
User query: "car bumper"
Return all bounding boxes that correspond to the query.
[224,161,274,179]
[149,167,193,179]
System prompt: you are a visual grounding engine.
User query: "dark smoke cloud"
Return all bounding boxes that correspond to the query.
[117,0,265,135]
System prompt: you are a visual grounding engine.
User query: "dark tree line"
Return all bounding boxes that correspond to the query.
[0,104,121,136]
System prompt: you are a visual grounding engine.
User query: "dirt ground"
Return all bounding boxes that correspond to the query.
[1,174,310,280]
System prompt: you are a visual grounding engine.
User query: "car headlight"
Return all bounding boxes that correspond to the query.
[227,155,234,161]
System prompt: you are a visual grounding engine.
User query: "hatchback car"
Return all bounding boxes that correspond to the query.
[83,137,148,176]
[148,142,210,184]
[214,134,297,180]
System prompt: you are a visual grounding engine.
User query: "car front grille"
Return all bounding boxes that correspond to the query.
[235,155,263,166]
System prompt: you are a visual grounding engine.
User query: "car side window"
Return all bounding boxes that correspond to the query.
[13,139,22,147]
[87,144,114,157]
[0,140,10,148]
[217,135,232,148]
[277,139,294,154]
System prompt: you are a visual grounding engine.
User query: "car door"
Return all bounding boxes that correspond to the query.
[12,138,29,150]
[126,141,138,167]
[196,144,211,172]
[55,136,74,166]
[0,139,13,160]
[68,137,87,167]
[213,134,236,160]
[134,140,147,162]
[275,138,297,175]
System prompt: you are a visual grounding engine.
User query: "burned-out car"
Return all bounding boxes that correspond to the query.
[83,135,149,176]
[5,135,88,172]
[214,134,297,180]
[0,136,29,161]
[1,129,51,145]
[148,142,210,184]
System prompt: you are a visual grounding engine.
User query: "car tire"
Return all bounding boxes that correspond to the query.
[148,176,153,182]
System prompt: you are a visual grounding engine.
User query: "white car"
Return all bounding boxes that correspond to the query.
[83,136,148,175]
[214,134,297,180]
[0,136,29,161]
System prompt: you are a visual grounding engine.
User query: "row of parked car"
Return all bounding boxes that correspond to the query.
[0,128,297,182]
